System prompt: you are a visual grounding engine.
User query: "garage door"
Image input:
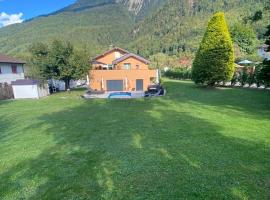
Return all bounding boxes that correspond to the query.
[106,80,124,91]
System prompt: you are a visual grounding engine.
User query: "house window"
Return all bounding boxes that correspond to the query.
[11,65,17,74]
[108,64,113,70]
[136,65,140,69]
[124,63,131,70]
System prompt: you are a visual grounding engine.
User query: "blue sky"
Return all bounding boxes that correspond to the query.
[0,0,75,27]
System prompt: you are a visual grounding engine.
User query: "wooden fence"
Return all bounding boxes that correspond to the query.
[0,83,14,100]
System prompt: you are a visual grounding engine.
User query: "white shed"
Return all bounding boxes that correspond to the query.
[11,79,49,99]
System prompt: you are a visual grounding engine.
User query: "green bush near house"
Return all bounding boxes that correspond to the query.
[240,68,249,86]
[192,12,235,86]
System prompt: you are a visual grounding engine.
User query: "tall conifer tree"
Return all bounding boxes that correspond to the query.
[192,12,235,86]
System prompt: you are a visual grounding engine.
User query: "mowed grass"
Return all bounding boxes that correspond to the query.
[0,80,270,200]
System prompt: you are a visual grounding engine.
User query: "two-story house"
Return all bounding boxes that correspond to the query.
[90,47,159,91]
[0,54,25,84]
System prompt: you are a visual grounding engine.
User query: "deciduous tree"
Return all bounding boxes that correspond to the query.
[29,40,90,90]
[230,23,258,54]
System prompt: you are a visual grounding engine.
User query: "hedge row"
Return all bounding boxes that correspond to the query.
[232,66,268,87]
[163,66,269,88]
[163,69,192,80]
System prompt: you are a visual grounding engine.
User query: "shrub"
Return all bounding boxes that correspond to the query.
[254,64,264,87]
[163,69,192,80]
[258,59,270,87]
[231,72,240,86]
[247,73,255,86]
[240,68,249,86]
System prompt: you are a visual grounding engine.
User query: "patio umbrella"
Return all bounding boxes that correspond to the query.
[238,60,253,65]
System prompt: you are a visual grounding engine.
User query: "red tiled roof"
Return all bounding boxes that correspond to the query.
[0,54,26,64]
[112,53,150,65]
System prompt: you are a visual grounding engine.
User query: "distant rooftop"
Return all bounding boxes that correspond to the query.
[0,54,26,64]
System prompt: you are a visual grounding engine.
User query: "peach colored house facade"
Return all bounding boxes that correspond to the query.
[89,48,159,91]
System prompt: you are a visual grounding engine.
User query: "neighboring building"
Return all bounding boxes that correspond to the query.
[0,54,25,84]
[90,47,159,91]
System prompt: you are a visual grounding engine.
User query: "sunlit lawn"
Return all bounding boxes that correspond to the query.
[0,80,270,199]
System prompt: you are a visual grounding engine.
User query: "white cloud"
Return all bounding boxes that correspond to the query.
[0,12,24,27]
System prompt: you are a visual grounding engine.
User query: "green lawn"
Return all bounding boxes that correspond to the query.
[0,80,270,200]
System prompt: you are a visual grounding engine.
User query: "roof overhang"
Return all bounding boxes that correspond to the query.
[93,47,129,60]
[0,62,26,65]
[0,54,26,65]
[11,79,38,86]
[112,53,150,65]
[91,60,107,65]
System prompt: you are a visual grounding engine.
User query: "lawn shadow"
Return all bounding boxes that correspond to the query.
[0,99,12,107]
[0,100,15,142]
[0,118,12,142]
[163,80,270,120]
[0,97,269,199]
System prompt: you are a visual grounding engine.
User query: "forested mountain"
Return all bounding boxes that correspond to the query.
[0,0,269,59]
[60,0,163,18]
[0,1,134,56]
[129,0,269,57]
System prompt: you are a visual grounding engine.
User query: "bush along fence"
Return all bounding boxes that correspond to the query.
[163,66,269,89]
[0,83,14,100]
[231,65,270,88]
[163,69,192,80]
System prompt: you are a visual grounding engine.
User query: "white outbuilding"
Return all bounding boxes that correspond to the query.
[11,79,49,99]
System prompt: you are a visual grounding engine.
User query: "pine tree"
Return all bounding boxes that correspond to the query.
[192,12,235,86]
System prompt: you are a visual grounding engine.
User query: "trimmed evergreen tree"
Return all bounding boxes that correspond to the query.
[192,12,235,86]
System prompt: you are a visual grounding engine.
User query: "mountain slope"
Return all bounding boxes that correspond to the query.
[0,0,165,56]
[0,0,268,58]
[0,2,134,56]
[128,0,269,56]
[118,0,165,20]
